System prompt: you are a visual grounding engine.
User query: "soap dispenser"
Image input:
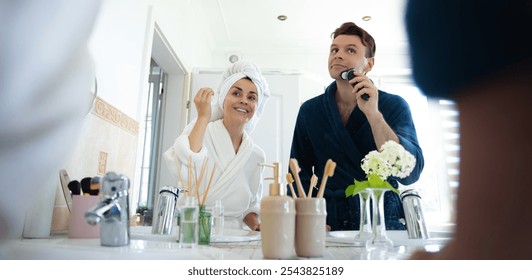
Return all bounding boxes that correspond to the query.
[259,162,295,259]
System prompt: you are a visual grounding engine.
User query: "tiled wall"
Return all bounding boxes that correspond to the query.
[51,97,139,234]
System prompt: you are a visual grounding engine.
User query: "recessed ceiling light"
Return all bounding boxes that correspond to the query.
[277,15,287,21]
[362,16,372,21]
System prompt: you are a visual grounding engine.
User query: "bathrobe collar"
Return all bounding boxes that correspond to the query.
[205,119,253,201]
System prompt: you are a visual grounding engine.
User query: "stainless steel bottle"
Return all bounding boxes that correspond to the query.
[152,186,180,235]
[400,189,430,239]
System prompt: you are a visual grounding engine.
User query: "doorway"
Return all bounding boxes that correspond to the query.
[137,59,167,211]
[133,24,188,219]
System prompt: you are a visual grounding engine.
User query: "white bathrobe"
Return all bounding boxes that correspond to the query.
[163,119,265,229]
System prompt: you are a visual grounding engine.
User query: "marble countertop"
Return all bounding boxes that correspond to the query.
[0,228,451,260]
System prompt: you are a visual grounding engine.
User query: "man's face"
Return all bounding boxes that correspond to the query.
[328,34,372,80]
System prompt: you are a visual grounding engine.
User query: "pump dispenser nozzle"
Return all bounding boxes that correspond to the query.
[259,162,281,196]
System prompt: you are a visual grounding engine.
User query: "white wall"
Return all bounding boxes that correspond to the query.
[88,0,150,119]
[88,0,213,120]
[209,45,411,91]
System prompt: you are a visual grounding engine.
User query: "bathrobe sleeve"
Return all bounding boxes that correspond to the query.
[241,145,265,218]
[162,120,209,184]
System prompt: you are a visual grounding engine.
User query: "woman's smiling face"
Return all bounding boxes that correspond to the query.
[223,78,258,124]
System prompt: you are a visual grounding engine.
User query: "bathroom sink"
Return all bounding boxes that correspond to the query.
[129,226,261,243]
[130,226,177,242]
[210,229,260,243]
[326,230,453,247]
[0,236,244,260]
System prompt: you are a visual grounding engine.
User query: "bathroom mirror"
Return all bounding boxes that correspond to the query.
[129,0,457,228]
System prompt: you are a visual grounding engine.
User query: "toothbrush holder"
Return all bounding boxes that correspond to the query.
[295,197,327,258]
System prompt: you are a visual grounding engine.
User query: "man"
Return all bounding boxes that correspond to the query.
[289,22,424,231]
[406,0,531,259]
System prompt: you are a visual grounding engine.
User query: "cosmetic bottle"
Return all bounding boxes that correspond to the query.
[211,200,224,237]
[259,162,295,259]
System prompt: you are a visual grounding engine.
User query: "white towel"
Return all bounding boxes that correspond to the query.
[210,60,270,133]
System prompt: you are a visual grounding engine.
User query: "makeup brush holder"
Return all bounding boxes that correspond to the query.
[69,195,100,238]
[295,197,327,258]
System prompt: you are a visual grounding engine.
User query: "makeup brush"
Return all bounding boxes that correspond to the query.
[89,176,101,196]
[341,69,369,101]
[285,173,297,200]
[317,159,337,198]
[68,180,81,196]
[289,158,306,198]
[80,177,92,196]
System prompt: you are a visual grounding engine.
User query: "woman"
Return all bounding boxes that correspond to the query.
[164,61,270,231]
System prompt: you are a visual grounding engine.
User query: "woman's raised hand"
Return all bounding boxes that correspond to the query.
[194,87,214,120]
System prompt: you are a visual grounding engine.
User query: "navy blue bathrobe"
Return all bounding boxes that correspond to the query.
[289,81,424,231]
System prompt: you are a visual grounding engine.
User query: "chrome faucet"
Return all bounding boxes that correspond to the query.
[85,171,130,246]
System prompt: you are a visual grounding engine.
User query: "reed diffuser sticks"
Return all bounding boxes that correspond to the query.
[175,155,216,205]
[202,165,217,206]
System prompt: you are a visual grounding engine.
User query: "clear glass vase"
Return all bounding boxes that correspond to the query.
[365,188,393,252]
[353,189,372,246]
[178,196,199,248]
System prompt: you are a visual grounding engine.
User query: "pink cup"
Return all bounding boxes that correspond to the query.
[69,195,100,238]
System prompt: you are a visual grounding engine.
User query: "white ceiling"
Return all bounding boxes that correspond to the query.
[190,0,411,81]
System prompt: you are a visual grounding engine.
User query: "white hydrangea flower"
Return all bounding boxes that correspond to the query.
[361,141,416,180]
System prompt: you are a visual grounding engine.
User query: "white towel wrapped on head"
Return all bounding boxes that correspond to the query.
[210,60,270,133]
